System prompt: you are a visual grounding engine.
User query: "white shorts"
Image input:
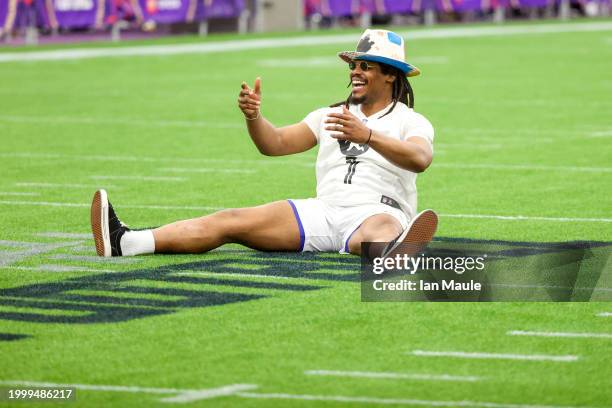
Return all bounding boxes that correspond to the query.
[287,198,409,254]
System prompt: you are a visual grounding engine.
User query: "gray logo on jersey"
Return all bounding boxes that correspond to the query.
[338,140,370,156]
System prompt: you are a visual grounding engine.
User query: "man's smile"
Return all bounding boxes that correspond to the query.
[351,76,367,93]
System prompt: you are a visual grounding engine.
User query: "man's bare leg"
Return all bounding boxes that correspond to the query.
[346,214,403,255]
[347,210,438,258]
[152,201,301,253]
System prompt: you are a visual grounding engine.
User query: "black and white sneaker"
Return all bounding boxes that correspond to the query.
[381,209,438,259]
[90,189,129,257]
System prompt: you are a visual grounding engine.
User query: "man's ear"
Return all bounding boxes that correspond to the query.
[385,73,397,85]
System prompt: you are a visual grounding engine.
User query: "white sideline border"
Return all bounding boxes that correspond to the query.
[1,22,612,63]
[409,350,579,362]
[0,380,597,407]
[597,312,612,317]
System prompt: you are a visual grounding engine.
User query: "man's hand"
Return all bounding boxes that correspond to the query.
[238,77,261,120]
[324,107,370,144]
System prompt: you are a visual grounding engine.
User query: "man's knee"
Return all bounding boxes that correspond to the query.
[207,208,253,239]
[348,216,402,253]
[362,218,402,241]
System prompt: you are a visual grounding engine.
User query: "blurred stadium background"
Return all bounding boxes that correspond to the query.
[0,0,610,45]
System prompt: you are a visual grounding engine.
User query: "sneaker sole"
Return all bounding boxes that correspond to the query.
[385,209,438,258]
[91,189,111,257]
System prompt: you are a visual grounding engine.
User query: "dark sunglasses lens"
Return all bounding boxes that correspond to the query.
[349,61,370,71]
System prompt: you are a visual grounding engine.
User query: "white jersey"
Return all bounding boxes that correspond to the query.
[302,102,434,219]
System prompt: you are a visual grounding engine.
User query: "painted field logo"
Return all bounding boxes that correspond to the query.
[0,238,609,333]
[0,251,358,325]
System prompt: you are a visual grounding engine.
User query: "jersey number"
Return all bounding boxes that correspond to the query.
[344,157,359,184]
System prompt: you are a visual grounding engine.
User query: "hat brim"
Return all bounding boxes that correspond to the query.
[338,51,420,77]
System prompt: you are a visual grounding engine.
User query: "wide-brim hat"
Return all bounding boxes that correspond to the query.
[338,29,420,77]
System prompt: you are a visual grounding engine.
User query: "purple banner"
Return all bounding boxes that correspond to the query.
[193,0,244,21]
[379,0,420,13]
[509,0,552,7]
[134,0,196,24]
[359,0,420,14]
[304,0,568,15]
[319,0,360,16]
[1,0,11,34]
[105,0,141,25]
[1,0,17,34]
[45,0,105,29]
[305,0,423,16]
[435,0,484,11]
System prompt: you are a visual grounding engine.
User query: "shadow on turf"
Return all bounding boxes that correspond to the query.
[0,237,609,335]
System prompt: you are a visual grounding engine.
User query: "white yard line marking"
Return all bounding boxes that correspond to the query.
[587,129,612,138]
[0,380,186,394]
[596,312,612,317]
[90,175,186,182]
[440,213,612,223]
[305,370,480,382]
[159,384,258,403]
[1,22,612,63]
[0,200,92,208]
[35,232,91,239]
[409,350,578,362]
[3,265,116,273]
[0,200,608,222]
[0,191,40,196]
[0,381,257,403]
[0,201,221,211]
[161,167,256,174]
[50,254,142,264]
[508,330,612,339]
[3,151,609,173]
[2,152,310,166]
[0,114,242,129]
[257,56,450,68]
[15,182,120,189]
[236,392,590,408]
[0,380,596,407]
[434,163,612,173]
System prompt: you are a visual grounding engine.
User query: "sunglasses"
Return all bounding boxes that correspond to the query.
[348,60,377,72]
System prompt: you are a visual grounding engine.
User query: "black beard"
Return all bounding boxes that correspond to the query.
[349,94,366,104]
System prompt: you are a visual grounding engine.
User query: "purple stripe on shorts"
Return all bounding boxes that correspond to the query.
[287,200,305,252]
[344,224,361,253]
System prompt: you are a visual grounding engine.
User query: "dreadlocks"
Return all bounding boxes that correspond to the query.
[330,63,414,119]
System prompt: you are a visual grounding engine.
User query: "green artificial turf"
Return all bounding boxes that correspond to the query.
[0,19,611,407]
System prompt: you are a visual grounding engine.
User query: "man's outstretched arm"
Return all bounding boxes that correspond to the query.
[326,107,432,173]
[238,77,317,156]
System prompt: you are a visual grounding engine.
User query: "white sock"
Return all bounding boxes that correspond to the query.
[120,230,155,256]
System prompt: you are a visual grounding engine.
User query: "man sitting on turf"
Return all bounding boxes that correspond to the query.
[90,29,438,258]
